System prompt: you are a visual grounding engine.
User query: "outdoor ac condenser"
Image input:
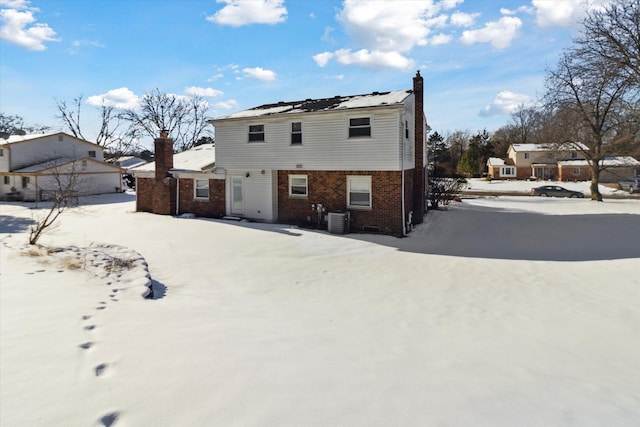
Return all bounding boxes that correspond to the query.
[328,212,349,234]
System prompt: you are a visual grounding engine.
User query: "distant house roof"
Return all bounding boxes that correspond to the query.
[212,90,413,121]
[109,156,148,170]
[510,142,588,152]
[0,131,102,148]
[487,157,506,166]
[558,156,640,167]
[132,144,216,173]
[13,157,122,174]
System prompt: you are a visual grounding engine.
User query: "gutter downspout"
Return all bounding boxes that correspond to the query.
[401,116,406,237]
[175,176,180,216]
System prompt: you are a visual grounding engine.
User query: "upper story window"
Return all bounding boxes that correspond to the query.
[571,151,578,159]
[348,117,371,138]
[347,175,371,209]
[405,120,409,139]
[194,179,209,199]
[88,150,96,158]
[248,124,265,142]
[524,152,530,159]
[291,122,302,145]
[288,174,308,197]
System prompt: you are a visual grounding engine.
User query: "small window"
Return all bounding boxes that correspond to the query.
[347,176,371,208]
[291,122,302,145]
[81,160,87,167]
[194,179,209,199]
[349,117,371,138]
[88,150,96,158]
[573,167,581,176]
[404,120,409,139]
[288,174,308,197]
[248,124,265,142]
[571,151,578,159]
[3,176,9,185]
[524,153,530,159]
[58,135,63,142]
[22,176,30,188]
[0,148,4,156]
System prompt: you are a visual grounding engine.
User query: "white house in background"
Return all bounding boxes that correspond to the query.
[109,155,148,171]
[0,132,123,201]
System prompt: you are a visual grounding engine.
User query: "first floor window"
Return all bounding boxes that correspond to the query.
[195,179,209,199]
[348,117,371,138]
[347,176,371,208]
[573,167,581,176]
[289,174,308,197]
[249,124,265,142]
[22,176,30,188]
[501,167,515,177]
[0,148,4,156]
[3,176,9,185]
[291,122,302,144]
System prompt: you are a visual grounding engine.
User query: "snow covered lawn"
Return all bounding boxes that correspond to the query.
[2,194,639,426]
[464,177,627,196]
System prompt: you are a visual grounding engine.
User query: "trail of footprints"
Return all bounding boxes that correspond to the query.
[78,271,125,426]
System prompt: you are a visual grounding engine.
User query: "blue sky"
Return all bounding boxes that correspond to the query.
[0,0,605,146]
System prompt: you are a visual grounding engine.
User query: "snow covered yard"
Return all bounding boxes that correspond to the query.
[1,193,640,426]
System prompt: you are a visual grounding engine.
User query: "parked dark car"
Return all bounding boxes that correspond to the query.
[531,185,584,198]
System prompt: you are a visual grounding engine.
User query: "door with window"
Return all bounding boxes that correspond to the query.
[230,177,244,215]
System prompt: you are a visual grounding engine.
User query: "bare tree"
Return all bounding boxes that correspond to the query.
[0,112,50,136]
[544,49,638,201]
[29,160,81,245]
[579,1,640,86]
[121,89,213,152]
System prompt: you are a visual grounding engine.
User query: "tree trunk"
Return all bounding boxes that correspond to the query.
[590,164,603,201]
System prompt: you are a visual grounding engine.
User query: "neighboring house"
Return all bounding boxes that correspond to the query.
[505,143,586,180]
[110,155,148,171]
[135,72,427,235]
[486,157,517,179]
[0,132,123,201]
[557,156,640,182]
[132,143,224,217]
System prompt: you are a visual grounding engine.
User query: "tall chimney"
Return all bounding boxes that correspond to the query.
[154,129,173,182]
[413,70,425,224]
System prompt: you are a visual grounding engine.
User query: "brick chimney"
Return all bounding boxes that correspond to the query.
[413,70,425,224]
[151,129,176,215]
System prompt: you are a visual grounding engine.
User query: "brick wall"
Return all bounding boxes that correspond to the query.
[177,178,225,217]
[278,170,410,235]
[135,177,176,215]
[413,71,425,224]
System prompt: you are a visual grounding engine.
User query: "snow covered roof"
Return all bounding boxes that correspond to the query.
[0,132,59,145]
[487,157,506,166]
[132,144,216,173]
[109,156,148,170]
[13,157,122,173]
[510,142,589,152]
[213,90,412,120]
[558,156,640,167]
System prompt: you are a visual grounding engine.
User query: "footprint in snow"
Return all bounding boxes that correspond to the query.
[95,363,108,377]
[99,411,120,427]
[79,342,93,350]
[84,325,96,331]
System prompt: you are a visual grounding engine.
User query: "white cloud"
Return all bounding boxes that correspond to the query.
[243,67,276,81]
[215,99,239,110]
[67,39,104,55]
[86,87,140,110]
[430,33,452,46]
[460,16,522,49]
[450,12,479,28]
[0,1,59,51]
[334,48,414,70]
[441,0,463,9]
[532,0,609,28]
[313,51,334,67]
[207,73,224,82]
[207,0,287,26]
[184,86,224,98]
[479,91,533,116]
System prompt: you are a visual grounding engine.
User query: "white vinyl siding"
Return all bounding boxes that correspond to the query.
[194,179,209,199]
[347,176,371,209]
[214,104,409,171]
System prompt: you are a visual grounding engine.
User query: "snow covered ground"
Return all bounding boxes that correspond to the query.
[464,177,629,196]
[1,191,640,426]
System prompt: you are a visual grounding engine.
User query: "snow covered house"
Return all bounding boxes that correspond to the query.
[557,156,640,182]
[209,72,428,235]
[134,72,427,235]
[0,132,123,201]
[132,142,224,217]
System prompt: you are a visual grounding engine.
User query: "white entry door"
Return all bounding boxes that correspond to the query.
[231,177,244,215]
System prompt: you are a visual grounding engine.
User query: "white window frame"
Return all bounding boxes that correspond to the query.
[248,124,265,142]
[524,152,530,159]
[347,175,372,209]
[291,122,302,145]
[571,151,578,159]
[194,179,209,199]
[501,166,516,177]
[573,167,581,176]
[288,174,308,197]
[22,176,30,188]
[348,117,371,138]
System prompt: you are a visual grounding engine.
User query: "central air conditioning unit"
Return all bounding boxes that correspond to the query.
[328,211,350,234]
